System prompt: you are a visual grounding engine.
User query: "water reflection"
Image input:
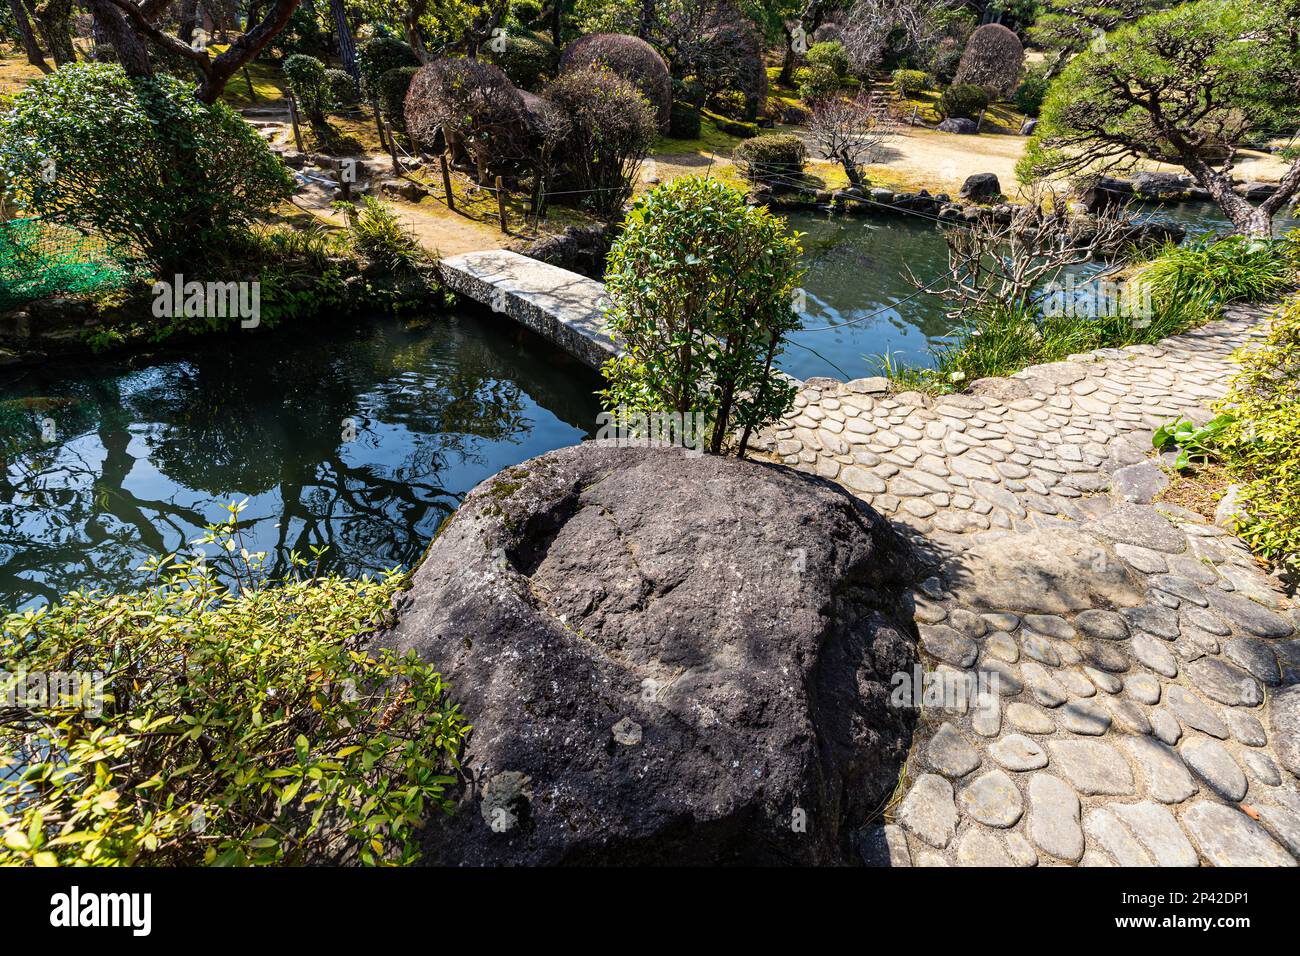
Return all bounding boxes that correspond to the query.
[0,312,600,609]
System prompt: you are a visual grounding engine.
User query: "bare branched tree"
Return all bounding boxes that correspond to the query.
[808,93,895,189]
[839,0,960,75]
[909,187,1135,320]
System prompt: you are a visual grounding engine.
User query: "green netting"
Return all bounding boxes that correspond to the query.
[0,218,132,312]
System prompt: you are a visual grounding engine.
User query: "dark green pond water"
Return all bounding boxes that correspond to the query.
[0,312,600,610]
[782,200,1300,380]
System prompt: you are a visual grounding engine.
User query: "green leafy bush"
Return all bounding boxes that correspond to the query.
[1214,296,1300,569]
[340,195,431,273]
[669,102,702,139]
[796,64,840,103]
[356,36,420,100]
[378,66,419,132]
[806,41,850,78]
[1013,66,1050,117]
[1132,235,1299,325]
[893,69,929,96]
[708,88,747,119]
[283,53,329,123]
[600,177,805,456]
[1152,415,1235,470]
[323,68,359,108]
[938,83,989,119]
[0,508,468,867]
[733,133,807,187]
[488,30,560,91]
[0,63,293,271]
[511,0,543,25]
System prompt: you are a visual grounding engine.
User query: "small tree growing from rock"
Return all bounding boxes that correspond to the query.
[809,94,895,189]
[953,22,1024,100]
[600,177,805,457]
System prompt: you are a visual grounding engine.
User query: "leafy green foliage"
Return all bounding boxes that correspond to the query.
[378,67,419,133]
[488,30,560,91]
[323,68,360,108]
[0,506,468,867]
[796,64,840,103]
[339,196,431,274]
[1131,235,1300,325]
[806,41,850,78]
[1013,66,1050,117]
[893,69,930,96]
[733,133,807,187]
[1152,415,1235,470]
[669,102,702,138]
[0,63,293,272]
[600,177,805,456]
[1215,296,1300,569]
[708,88,748,119]
[938,83,989,120]
[356,36,421,101]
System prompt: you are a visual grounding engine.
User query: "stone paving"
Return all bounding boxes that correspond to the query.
[754,306,1300,866]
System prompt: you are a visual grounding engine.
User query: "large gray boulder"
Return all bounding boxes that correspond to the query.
[959,172,1002,202]
[378,443,921,865]
[937,117,979,134]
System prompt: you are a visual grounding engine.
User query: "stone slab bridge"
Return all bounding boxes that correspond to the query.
[439,250,616,371]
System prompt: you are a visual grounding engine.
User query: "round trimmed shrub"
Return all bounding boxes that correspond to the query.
[559,33,672,133]
[323,68,359,108]
[670,102,702,139]
[806,41,849,78]
[378,66,418,132]
[1013,66,1050,117]
[489,30,560,91]
[511,0,543,24]
[404,58,531,178]
[796,64,839,103]
[953,22,1024,100]
[938,83,989,120]
[283,53,329,121]
[356,36,420,100]
[674,76,706,108]
[0,63,293,270]
[893,69,929,96]
[709,88,747,119]
[733,133,807,187]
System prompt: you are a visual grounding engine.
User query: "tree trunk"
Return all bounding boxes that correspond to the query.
[178,0,198,44]
[7,0,51,72]
[779,23,797,86]
[30,0,76,66]
[330,0,359,80]
[87,0,153,78]
[638,0,655,40]
[550,0,561,46]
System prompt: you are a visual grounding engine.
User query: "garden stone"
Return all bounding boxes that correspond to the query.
[1224,637,1281,685]
[1124,673,1161,705]
[1256,805,1300,858]
[920,625,977,667]
[1150,708,1182,745]
[1164,686,1229,739]
[1028,774,1084,861]
[958,172,1002,202]
[1058,699,1111,736]
[1182,802,1296,867]
[1121,603,1180,640]
[928,723,982,778]
[958,769,1024,827]
[1224,709,1267,747]
[1007,703,1056,734]
[859,823,911,867]
[1105,698,1152,736]
[990,734,1048,771]
[937,117,979,134]
[898,774,959,849]
[956,828,1017,865]
[1084,504,1186,553]
[1181,738,1248,800]
[1242,751,1281,785]
[1268,684,1300,779]
[1111,801,1198,867]
[1109,462,1168,504]
[1122,737,1198,804]
[1202,588,1293,638]
[1184,656,1263,706]
[1132,632,1178,678]
[1076,609,1128,642]
[1084,808,1154,866]
[378,444,920,865]
[1047,740,1135,795]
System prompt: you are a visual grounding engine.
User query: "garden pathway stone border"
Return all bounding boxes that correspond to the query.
[751,306,1300,866]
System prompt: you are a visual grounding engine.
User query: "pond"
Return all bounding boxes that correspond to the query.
[0,312,601,611]
[782,200,1300,381]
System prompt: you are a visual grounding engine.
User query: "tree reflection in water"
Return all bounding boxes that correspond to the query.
[0,312,599,609]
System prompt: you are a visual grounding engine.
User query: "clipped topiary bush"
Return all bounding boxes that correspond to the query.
[0,62,293,271]
[558,33,672,133]
[544,65,657,218]
[733,133,807,188]
[953,22,1024,100]
[511,0,543,25]
[938,82,989,120]
[489,30,560,91]
[404,58,531,180]
[797,64,840,103]
[356,36,420,101]
[284,52,329,124]
[1013,65,1050,117]
[378,66,419,132]
[893,68,929,96]
[806,40,850,78]
[323,68,359,108]
[669,102,702,139]
[708,88,747,119]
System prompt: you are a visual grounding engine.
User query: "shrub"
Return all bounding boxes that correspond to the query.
[378,66,418,132]
[601,177,805,456]
[404,58,531,180]
[669,102,702,139]
[1215,295,1300,570]
[676,3,768,120]
[1013,65,1050,117]
[796,64,840,103]
[807,41,850,78]
[544,66,656,218]
[938,82,989,120]
[1132,235,1299,324]
[488,30,560,91]
[674,76,706,107]
[733,133,807,187]
[953,22,1023,100]
[510,0,543,25]
[0,514,468,866]
[0,63,293,272]
[356,36,420,101]
[558,33,672,133]
[893,68,929,96]
[323,68,359,108]
[340,195,430,273]
[283,53,329,123]
[708,88,747,119]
